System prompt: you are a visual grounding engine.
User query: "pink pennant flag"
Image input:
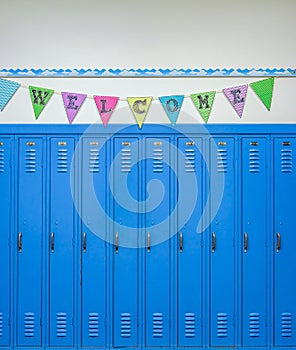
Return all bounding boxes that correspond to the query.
[62,92,87,124]
[223,85,248,118]
[94,96,119,127]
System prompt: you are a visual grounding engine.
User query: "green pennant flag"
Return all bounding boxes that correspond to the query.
[29,86,54,119]
[191,91,216,123]
[250,78,274,111]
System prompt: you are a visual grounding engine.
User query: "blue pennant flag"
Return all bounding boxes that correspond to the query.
[159,95,184,125]
[0,79,20,111]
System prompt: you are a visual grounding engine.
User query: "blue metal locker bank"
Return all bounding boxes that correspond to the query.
[0,123,295,350]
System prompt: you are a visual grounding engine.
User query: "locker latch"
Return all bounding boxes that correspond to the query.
[211,232,216,253]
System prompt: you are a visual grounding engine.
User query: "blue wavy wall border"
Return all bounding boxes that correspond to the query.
[0,68,295,77]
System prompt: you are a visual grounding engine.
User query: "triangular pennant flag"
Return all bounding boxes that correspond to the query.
[94,96,119,127]
[0,79,20,111]
[250,77,274,111]
[159,95,184,125]
[127,97,153,128]
[191,91,216,123]
[29,86,54,119]
[62,92,87,124]
[223,85,248,118]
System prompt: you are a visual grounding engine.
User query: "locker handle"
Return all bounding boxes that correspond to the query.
[51,233,55,253]
[244,233,248,253]
[276,232,281,253]
[18,232,22,252]
[147,232,151,253]
[179,232,183,253]
[211,232,216,253]
[115,232,119,254]
[83,232,87,252]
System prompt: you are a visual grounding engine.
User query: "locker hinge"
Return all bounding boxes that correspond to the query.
[233,317,235,327]
[40,317,42,326]
[72,317,75,326]
[233,237,235,247]
[8,318,11,326]
[8,238,11,247]
[72,238,75,247]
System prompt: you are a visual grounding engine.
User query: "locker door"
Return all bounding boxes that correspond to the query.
[49,138,75,347]
[145,137,170,347]
[242,138,267,346]
[210,138,235,347]
[113,138,139,347]
[177,138,203,347]
[0,138,11,346]
[274,138,296,346]
[17,138,43,346]
[81,138,107,347]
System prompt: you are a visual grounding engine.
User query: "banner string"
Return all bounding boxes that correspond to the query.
[17,77,279,101]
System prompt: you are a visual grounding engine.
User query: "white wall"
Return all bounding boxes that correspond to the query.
[0,0,295,124]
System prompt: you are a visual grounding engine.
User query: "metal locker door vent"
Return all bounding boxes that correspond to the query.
[281,148,293,173]
[121,147,132,173]
[249,313,260,337]
[249,149,260,173]
[120,313,131,338]
[57,148,68,173]
[25,149,36,173]
[56,312,67,337]
[153,313,163,337]
[185,148,195,173]
[217,149,228,173]
[217,313,228,338]
[153,146,163,173]
[24,312,35,337]
[0,147,4,173]
[88,313,99,338]
[185,313,196,338]
[89,148,99,173]
[0,312,3,337]
[281,312,292,337]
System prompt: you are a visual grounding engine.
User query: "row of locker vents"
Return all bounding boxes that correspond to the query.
[281,313,292,337]
[88,313,99,338]
[185,313,196,338]
[0,313,3,337]
[249,313,260,338]
[24,312,35,337]
[153,313,163,337]
[217,313,228,338]
[25,149,36,173]
[121,313,131,338]
[56,313,67,337]
[2,141,294,175]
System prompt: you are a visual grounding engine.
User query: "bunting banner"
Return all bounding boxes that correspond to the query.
[250,77,274,111]
[62,92,87,124]
[191,91,216,123]
[29,86,54,119]
[127,97,153,128]
[94,96,119,127]
[159,95,184,125]
[0,78,278,125]
[0,78,20,111]
[223,85,248,118]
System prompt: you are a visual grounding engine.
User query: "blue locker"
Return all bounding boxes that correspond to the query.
[0,138,11,346]
[49,138,75,347]
[242,138,267,346]
[177,137,203,347]
[145,138,170,347]
[274,138,296,346]
[81,138,107,347]
[210,138,235,347]
[17,138,43,346]
[113,138,139,347]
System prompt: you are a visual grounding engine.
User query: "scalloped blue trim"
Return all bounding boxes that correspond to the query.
[0,68,295,77]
